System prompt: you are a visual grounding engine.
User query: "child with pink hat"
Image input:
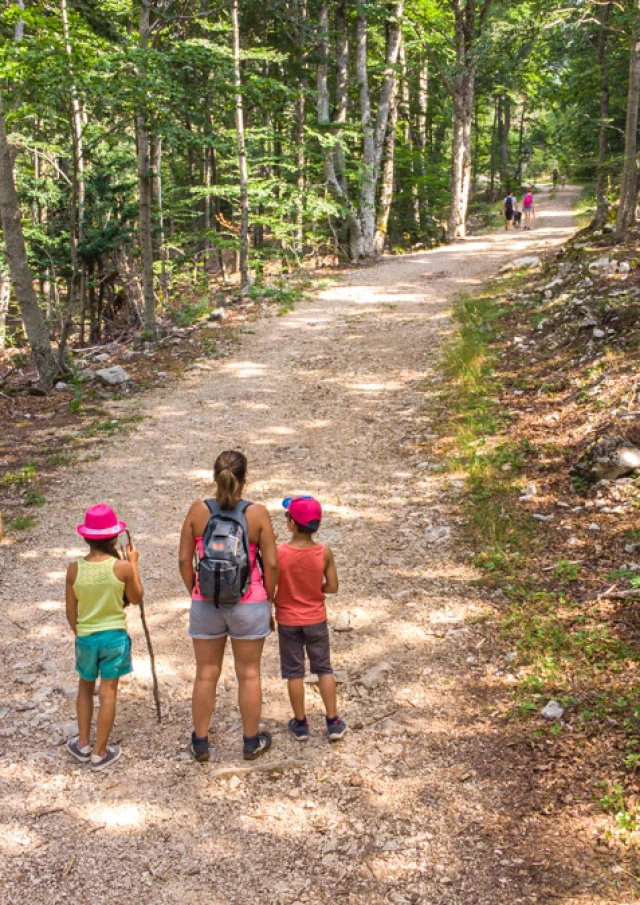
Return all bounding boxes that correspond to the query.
[65,504,143,771]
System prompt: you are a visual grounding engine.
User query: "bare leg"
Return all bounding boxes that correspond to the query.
[192,637,227,738]
[77,678,95,747]
[287,678,306,720]
[94,677,119,756]
[231,637,265,737]
[318,673,337,719]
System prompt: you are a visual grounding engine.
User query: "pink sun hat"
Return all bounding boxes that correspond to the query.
[77,504,126,539]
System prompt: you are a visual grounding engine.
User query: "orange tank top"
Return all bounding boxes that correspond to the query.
[275,543,326,627]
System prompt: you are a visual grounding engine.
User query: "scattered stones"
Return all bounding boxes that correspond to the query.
[542,700,564,721]
[572,434,640,482]
[95,366,132,386]
[513,255,541,269]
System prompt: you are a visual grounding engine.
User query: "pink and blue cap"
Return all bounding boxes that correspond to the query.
[282,496,322,530]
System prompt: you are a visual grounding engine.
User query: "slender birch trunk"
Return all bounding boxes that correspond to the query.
[154,137,169,305]
[595,2,613,226]
[0,93,58,387]
[373,68,399,254]
[356,0,404,258]
[616,0,640,238]
[334,0,349,194]
[317,1,362,260]
[231,0,249,287]
[136,1,157,338]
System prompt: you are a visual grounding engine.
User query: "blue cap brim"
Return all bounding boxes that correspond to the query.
[282,495,312,509]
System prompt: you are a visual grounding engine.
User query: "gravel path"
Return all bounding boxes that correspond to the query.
[0,188,582,905]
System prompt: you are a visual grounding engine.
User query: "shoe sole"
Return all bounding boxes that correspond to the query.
[189,744,210,763]
[243,734,273,761]
[328,728,347,742]
[66,743,91,763]
[288,728,309,742]
[91,749,122,772]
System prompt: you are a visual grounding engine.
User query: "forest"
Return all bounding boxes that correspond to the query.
[0,0,638,387]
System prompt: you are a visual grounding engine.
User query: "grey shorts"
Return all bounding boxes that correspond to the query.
[278,622,333,679]
[189,598,272,641]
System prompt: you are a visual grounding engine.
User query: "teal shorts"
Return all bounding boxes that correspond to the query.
[75,629,133,681]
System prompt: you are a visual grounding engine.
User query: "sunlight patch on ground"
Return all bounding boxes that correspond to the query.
[221,361,267,379]
[81,801,147,830]
[0,823,40,853]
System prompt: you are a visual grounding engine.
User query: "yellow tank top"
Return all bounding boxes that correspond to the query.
[73,558,126,636]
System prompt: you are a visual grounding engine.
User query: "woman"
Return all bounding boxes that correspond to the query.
[179,450,278,763]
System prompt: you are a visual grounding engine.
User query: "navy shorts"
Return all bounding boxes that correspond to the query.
[278,622,333,679]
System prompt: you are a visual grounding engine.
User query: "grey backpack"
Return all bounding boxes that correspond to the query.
[198,500,252,607]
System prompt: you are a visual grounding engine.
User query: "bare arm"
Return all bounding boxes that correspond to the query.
[114,544,144,605]
[178,502,200,594]
[256,505,278,601]
[65,564,79,635]
[322,545,339,595]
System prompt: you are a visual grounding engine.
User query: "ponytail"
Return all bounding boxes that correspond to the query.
[214,450,247,510]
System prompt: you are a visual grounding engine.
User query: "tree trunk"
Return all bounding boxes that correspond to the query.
[334,0,349,194]
[373,67,400,254]
[416,53,430,232]
[595,2,613,226]
[616,0,640,238]
[356,0,404,258]
[61,0,85,343]
[317,1,362,260]
[136,1,157,338]
[155,137,169,305]
[498,94,510,191]
[0,267,9,348]
[0,93,58,387]
[231,0,249,287]
[515,97,526,186]
[489,97,498,199]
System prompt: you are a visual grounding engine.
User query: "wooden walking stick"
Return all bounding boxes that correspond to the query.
[120,531,162,723]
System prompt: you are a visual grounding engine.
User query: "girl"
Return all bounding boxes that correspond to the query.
[65,504,143,771]
[179,450,279,763]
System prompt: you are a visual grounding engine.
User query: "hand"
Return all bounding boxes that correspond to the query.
[270,615,276,632]
[126,543,139,565]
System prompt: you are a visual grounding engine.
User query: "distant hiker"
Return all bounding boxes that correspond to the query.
[552,167,559,188]
[179,450,278,763]
[502,191,516,230]
[275,496,347,743]
[560,173,567,189]
[523,190,535,229]
[65,504,143,771]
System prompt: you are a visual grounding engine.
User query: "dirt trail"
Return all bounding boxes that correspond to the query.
[1,188,586,905]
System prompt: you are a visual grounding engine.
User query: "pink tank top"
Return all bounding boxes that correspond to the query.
[192,538,267,603]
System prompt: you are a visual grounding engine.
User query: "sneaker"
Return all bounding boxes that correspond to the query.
[90,744,122,772]
[66,737,92,763]
[243,730,272,761]
[326,717,347,741]
[288,717,309,741]
[190,732,210,763]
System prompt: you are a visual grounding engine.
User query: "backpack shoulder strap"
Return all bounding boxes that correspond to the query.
[205,499,221,517]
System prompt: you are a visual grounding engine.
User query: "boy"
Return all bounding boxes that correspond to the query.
[275,496,347,741]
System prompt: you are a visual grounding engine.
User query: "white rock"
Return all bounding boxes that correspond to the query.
[542,700,563,720]
[333,612,352,632]
[95,366,132,386]
[533,513,553,522]
[588,257,611,272]
[588,523,601,532]
[513,255,541,269]
[619,262,631,273]
[505,651,517,664]
[54,381,67,390]
[593,328,605,339]
[358,661,393,690]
